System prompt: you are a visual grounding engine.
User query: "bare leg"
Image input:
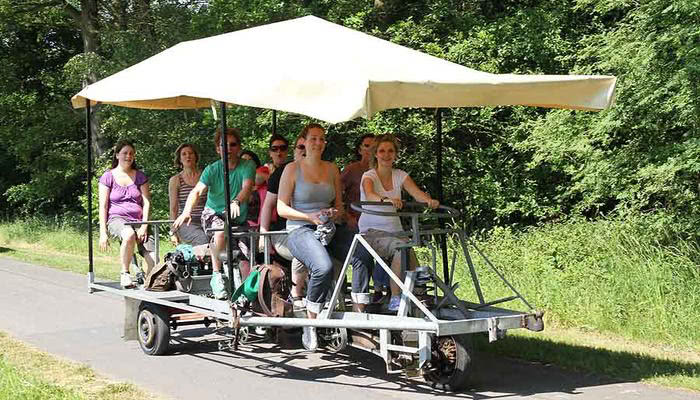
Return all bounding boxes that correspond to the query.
[389,249,418,297]
[120,229,137,273]
[291,258,307,298]
[142,251,157,276]
[211,231,225,273]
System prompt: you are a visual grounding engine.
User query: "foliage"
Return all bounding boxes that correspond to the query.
[0,0,698,236]
[453,211,700,350]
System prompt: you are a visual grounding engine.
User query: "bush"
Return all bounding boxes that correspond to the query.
[454,212,700,350]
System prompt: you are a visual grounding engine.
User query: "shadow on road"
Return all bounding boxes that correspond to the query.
[474,334,700,386]
[0,247,12,253]
[156,326,688,398]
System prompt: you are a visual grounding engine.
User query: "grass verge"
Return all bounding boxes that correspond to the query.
[0,331,161,400]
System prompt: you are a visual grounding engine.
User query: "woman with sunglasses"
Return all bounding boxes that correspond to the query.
[278,123,372,351]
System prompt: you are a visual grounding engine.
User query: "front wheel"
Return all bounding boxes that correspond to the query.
[422,334,473,391]
[137,304,171,355]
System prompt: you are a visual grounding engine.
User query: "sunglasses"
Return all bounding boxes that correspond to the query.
[295,144,306,150]
[269,144,289,152]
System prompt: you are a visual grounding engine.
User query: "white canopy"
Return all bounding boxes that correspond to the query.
[72,15,617,123]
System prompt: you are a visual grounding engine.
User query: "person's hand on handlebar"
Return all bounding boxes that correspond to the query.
[426,198,440,209]
[385,197,403,209]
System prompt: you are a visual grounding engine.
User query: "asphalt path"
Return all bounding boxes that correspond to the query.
[0,257,697,400]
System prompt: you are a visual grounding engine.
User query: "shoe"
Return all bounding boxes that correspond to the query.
[210,272,229,300]
[302,326,318,351]
[120,272,135,289]
[388,295,401,312]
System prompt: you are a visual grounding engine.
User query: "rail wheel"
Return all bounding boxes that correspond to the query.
[137,304,171,355]
[322,327,348,353]
[422,334,473,391]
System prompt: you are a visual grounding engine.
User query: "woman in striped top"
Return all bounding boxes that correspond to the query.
[168,143,208,246]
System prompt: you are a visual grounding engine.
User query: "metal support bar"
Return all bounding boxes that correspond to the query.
[464,233,533,310]
[321,235,359,318]
[354,235,439,323]
[418,331,431,368]
[219,103,235,291]
[86,100,94,283]
[458,231,485,304]
[473,295,519,309]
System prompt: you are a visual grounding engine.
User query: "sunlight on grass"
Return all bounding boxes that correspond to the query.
[0,331,163,400]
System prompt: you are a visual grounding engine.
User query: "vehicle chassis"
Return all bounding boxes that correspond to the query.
[88,202,543,390]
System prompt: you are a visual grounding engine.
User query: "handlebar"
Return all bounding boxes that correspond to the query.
[350,201,460,219]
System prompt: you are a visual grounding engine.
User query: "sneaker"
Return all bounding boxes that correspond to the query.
[120,272,135,289]
[388,295,401,312]
[302,326,318,351]
[210,272,229,300]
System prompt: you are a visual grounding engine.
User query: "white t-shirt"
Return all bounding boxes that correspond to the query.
[358,168,408,233]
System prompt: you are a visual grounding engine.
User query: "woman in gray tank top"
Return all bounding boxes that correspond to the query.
[278,123,372,351]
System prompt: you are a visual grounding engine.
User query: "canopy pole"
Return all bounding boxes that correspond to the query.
[220,103,235,287]
[86,99,95,290]
[435,108,449,285]
[272,110,277,135]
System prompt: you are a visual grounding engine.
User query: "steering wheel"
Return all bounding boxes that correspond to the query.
[350,201,460,219]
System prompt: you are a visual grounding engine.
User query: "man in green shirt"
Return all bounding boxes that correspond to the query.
[173,128,255,299]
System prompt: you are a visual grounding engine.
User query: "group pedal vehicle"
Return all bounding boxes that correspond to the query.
[89,200,544,391]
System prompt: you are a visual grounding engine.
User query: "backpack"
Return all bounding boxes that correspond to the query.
[232,263,292,317]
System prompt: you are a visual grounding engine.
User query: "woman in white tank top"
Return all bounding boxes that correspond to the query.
[358,134,439,311]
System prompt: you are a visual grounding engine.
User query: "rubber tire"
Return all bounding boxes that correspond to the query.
[137,304,171,356]
[423,334,473,392]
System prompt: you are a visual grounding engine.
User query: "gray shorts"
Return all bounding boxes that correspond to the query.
[362,229,408,260]
[174,221,209,246]
[201,207,248,241]
[107,217,155,256]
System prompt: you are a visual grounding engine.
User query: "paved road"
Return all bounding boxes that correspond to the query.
[0,257,697,400]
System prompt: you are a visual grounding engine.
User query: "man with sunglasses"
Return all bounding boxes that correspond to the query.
[264,134,289,174]
[174,127,255,299]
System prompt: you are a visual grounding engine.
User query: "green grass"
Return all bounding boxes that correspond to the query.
[0,331,162,400]
[445,214,700,352]
[0,217,175,281]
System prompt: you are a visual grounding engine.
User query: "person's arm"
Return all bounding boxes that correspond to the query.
[167,176,180,244]
[277,162,323,225]
[230,162,255,218]
[98,183,110,251]
[173,182,206,229]
[331,163,345,222]
[258,191,277,250]
[403,176,439,208]
[168,175,179,221]
[259,192,277,233]
[137,182,151,242]
[362,174,403,209]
